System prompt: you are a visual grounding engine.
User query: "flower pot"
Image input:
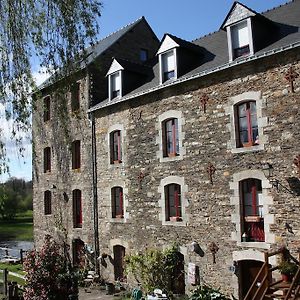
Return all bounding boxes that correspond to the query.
[170,216,182,222]
[244,216,262,222]
[282,273,292,282]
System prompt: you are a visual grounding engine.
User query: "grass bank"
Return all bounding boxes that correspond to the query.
[0,211,33,241]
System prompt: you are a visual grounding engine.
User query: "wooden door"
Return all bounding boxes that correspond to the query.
[113,245,125,281]
[239,260,264,299]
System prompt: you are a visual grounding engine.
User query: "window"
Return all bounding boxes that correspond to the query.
[71,82,80,112]
[162,118,179,157]
[231,21,250,59]
[110,72,121,99]
[71,140,81,170]
[140,49,148,62]
[110,130,122,164]
[240,179,264,242]
[43,96,50,122]
[44,190,51,215]
[111,187,123,218]
[43,147,51,173]
[236,101,258,147]
[161,50,175,82]
[165,184,182,221]
[73,189,82,228]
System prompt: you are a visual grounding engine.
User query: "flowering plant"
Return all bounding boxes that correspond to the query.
[23,235,78,300]
[189,285,230,300]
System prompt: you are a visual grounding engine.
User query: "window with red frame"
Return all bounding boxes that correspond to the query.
[43,147,51,173]
[73,189,82,228]
[43,96,50,122]
[44,190,52,215]
[111,187,123,218]
[72,140,81,169]
[162,118,179,157]
[241,179,264,242]
[110,130,122,163]
[165,183,182,221]
[71,82,80,112]
[236,101,259,147]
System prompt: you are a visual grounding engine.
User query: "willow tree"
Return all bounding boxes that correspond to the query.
[0,0,102,173]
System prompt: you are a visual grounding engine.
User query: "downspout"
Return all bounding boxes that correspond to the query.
[91,111,100,275]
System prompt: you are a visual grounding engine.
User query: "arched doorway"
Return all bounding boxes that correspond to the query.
[171,252,185,295]
[113,245,125,281]
[73,239,85,268]
[239,260,264,299]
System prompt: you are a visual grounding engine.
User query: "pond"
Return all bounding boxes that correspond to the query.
[0,240,34,259]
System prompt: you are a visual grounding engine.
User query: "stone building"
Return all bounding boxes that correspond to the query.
[33,1,300,298]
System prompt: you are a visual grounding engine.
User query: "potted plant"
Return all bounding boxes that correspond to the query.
[278,260,298,282]
[169,216,182,222]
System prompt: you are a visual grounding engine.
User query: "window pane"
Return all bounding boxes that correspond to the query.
[238,103,247,117]
[162,51,175,72]
[111,72,121,92]
[232,21,249,49]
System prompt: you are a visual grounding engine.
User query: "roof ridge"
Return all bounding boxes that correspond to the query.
[261,0,293,15]
[93,16,144,46]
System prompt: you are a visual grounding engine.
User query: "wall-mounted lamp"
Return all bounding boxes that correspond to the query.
[262,162,296,196]
[191,241,205,257]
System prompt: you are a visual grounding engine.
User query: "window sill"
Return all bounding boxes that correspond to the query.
[237,241,270,249]
[110,218,125,223]
[163,220,186,226]
[231,144,264,154]
[72,168,81,173]
[160,155,183,163]
[73,225,82,229]
[44,170,51,174]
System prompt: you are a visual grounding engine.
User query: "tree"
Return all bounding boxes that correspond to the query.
[0,0,102,173]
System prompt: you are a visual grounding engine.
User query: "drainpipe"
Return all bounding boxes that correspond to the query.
[91,111,100,274]
[91,111,100,275]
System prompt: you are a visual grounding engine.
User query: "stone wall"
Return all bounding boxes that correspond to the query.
[94,48,300,297]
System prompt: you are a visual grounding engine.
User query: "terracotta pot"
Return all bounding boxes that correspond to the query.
[281,273,292,282]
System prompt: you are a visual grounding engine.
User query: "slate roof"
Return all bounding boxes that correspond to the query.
[39,17,147,90]
[111,57,152,76]
[90,0,300,112]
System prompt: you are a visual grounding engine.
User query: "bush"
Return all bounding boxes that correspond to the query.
[189,285,230,300]
[23,235,78,300]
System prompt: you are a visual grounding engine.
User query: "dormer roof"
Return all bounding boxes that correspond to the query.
[156,35,180,55]
[107,57,151,77]
[221,1,257,28]
[106,59,124,76]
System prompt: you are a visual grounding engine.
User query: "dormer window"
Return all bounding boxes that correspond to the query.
[160,49,177,83]
[140,49,148,62]
[231,21,250,59]
[110,72,122,100]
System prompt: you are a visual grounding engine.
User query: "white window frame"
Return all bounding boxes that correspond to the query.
[159,49,178,84]
[227,18,254,62]
[109,71,122,100]
[158,176,189,226]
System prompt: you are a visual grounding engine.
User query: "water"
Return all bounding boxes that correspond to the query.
[0,241,33,259]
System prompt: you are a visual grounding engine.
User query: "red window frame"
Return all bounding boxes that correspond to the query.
[71,83,80,112]
[73,189,82,228]
[162,118,179,157]
[44,190,52,215]
[165,183,182,220]
[43,96,50,122]
[43,147,51,173]
[241,179,264,242]
[72,140,81,169]
[236,101,259,148]
[111,187,124,218]
[110,130,122,163]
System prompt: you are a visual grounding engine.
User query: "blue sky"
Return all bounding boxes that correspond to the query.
[1,0,289,182]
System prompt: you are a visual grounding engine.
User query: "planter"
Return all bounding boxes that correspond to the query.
[114,160,121,164]
[170,216,182,222]
[244,216,262,222]
[116,215,124,219]
[168,153,177,158]
[281,273,293,282]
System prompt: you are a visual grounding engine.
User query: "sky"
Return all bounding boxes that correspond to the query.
[1,0,289,182]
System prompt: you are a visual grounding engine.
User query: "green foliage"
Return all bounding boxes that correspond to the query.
[0,178,32,219]
[23,235,79,300]
[189,285,230,300]
[0,0,102,172]
[125,244,182,295]
[278,260,298,275]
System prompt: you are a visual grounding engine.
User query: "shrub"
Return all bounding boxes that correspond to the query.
[189,285,230,300]
[23,235,78,300]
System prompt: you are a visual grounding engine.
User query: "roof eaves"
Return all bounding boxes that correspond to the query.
[88,41,300,113]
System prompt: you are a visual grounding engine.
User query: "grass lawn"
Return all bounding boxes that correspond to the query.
[0,263,25,276]
[0,211,33,241]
